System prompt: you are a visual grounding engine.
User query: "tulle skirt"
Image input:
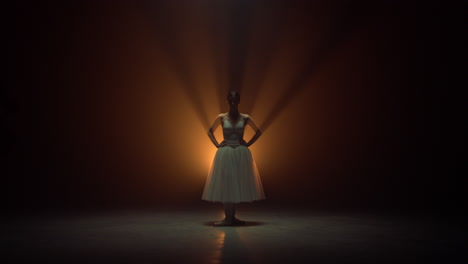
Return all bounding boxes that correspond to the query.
[202,145,265,203]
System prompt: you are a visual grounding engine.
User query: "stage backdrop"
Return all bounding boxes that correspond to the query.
[7,0,452,212]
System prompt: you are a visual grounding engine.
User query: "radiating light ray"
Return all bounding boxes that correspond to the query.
[258,3,368,132]
[142,1,211,129]
[240,0,288,115]
[225,0,254,94]
[137,0,371,181]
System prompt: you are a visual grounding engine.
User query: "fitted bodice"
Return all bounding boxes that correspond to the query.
[222,115,246,146]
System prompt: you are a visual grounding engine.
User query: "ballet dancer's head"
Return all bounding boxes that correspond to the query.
[226,90,240,107]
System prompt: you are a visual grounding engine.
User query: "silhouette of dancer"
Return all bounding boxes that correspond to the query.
[202,90,265,226]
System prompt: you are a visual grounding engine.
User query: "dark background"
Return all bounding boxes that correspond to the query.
[5,0,461,214]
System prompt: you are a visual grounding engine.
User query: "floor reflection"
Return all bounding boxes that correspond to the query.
[3,211,455,263]
[209,229,224,264]
[209,228,252,264]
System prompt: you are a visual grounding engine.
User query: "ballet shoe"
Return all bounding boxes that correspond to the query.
[213,218,234,227]
[213,217,245,226]
[233,217,245,225]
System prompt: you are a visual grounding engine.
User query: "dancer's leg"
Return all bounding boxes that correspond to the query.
[213,202,245,226]
[225,202,234,221]
[231,203,245,225]
[214,202,234,226]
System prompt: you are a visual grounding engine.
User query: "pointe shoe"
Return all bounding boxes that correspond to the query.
[213,218,234,227]
[233,217,246,225]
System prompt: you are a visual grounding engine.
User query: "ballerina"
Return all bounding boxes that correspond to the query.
[202,90,265,226]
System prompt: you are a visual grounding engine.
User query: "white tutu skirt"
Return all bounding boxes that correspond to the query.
[202,145,265,203]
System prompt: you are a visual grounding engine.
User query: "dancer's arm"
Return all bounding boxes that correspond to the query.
[207,114,227,148]
[244,115,262,147]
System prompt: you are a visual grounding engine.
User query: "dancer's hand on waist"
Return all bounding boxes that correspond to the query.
[240,139,249,147]
[217,141,227,148]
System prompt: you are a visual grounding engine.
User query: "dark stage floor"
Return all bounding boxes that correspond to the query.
[3,205,464,263]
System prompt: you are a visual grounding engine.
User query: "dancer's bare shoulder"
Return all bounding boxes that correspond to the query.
[241,113,251,120]
[217,113,227,118]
